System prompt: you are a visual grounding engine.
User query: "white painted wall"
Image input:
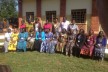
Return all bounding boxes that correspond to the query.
[41,0,60,16]
[66,0,92,15]
[22,0,36,16]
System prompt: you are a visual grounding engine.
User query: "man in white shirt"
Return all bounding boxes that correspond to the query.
[68,19,79,34]
[60,17,70,31]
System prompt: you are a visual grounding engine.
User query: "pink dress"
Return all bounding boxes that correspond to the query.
[20,24,26,29]
[80,35,96,56]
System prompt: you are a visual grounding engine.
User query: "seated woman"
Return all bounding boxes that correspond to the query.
[34,28,45,51]
[40,29,53,53]
[74,29,86,57]
[57,28,67,53]
[17,28,28,52]
[65,29,75,56]
[94,31,107,61]
[27,28,35,51]
[8,28,19,51]
[80,30,96,58]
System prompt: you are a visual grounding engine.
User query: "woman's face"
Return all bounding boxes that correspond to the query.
[79,29,84,34]
[89,30,94,35]
[8,29,11,33]
[14,29,17,33]
[99,31,104,37]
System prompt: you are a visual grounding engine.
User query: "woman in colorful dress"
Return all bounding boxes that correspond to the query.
[8,28,19,51]
[35,28,45,51]
[26,21,33,32]
[65,29,75,56]
[20,20,26,29]
[94,31,107,61]
[57,28,67,53]
[80,30,96,57]
[40,29,53,53]
[74,29,86,57]
[17,28,28,52]
[27,28,35,51]
[4,29,12,53]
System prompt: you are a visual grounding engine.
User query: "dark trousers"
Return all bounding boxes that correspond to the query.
[34,40,42,51]
[73,46,81,57]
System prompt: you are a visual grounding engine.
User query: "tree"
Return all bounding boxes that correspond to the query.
[0,0,18,19]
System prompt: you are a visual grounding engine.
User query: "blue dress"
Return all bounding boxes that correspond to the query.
[40,32,54,53]
[17,32,28,52]
[35,31,45,51]
[94,37,107,59]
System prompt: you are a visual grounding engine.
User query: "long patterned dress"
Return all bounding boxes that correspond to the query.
[65,34,75,56]
[80,35,96,56]
[27,31,35,50]
[17,32,28,52]
[40,32,53,53]
[8,33,19,51]
[57,33,67,53]
[94,37,107,60]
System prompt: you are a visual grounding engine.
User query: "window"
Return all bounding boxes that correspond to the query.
[26,12,34,22]
[46,11,56,22]
[71,9,86,23]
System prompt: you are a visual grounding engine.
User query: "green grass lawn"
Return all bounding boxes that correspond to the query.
[0,52,108,72]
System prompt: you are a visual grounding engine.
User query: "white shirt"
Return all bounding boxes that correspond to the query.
[61,20,70,30]
[68,24,79,34]
[35,23,39,32]
[5,32,12,41]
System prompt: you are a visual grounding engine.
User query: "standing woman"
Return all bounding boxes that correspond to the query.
[43,20,52,32]
[20,20,26,30]
[52,18,60,35]
[94,31,107,61]
[74,29,86,57]
[26,21,33,32]
[80,30,96,57]
[34,18,41,32]
[8,28,19,51]
[65,29,75,56]
[4,29,12,53]
[17,28,28,52]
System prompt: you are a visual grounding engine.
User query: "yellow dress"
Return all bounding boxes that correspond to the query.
[8,33,19,51]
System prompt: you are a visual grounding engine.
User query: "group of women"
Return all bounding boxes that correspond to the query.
[3,17,107,61]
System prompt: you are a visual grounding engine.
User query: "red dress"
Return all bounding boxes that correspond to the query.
[80,35,96,56]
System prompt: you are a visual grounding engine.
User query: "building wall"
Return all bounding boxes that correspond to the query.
[66,0,92,32]
[22,0,36,18]
[41,0,60,20]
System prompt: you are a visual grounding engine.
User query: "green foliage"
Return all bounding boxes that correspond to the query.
[0,0,18,19]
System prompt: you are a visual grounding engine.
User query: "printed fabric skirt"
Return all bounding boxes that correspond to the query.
[80,45,94,56]
[40,40,57,53]
[94,47,105,58]
[8,41,17,51]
